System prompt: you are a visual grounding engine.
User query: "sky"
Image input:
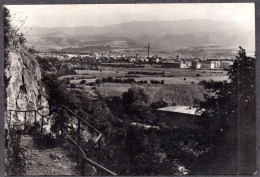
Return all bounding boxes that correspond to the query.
[6,3,255,30]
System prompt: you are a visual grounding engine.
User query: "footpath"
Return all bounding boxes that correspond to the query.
[21,135,77,175]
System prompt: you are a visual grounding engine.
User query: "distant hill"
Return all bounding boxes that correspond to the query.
[25,20,255,52]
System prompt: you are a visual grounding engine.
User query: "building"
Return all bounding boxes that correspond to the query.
[129,57,136,63]
[200,60,215,69]
[183,60,193,68]
[161,61,186,68]
[191,61,201,69]
[156,106,202,129]
[213,61,221,68]
[220,61,234,69]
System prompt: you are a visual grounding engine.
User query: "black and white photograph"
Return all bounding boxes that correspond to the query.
[4,3,256,176]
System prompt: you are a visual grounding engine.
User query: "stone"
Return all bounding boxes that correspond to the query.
[50,153,62,160]
[38,161,44,166]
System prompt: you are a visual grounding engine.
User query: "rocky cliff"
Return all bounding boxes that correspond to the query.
[5,43,50,131]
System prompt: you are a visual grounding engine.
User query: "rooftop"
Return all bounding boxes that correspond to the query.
[157,106,202,115]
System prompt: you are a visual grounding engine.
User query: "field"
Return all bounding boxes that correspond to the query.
[96,83,206,106]
[60,63,228,105]
[63,64,228,84]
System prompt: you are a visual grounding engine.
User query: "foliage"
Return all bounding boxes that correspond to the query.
[196,47,256,174]
[5,127,26,175]
[42,74,67,107]
[151,98,175,109]
[80,79,86,84]
[4,6,11,108]
[70,83,76,88]
[100,77,136,84]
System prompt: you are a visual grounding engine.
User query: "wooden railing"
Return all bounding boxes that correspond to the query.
[5,109,54,138]
[5,104,116,176]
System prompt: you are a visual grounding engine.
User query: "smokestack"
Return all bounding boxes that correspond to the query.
[173,45,176,59]
[148,43,150,58]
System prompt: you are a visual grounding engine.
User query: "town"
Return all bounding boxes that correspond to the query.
[35,43,234,70]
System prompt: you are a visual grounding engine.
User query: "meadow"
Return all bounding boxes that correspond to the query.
[95,83,206,106]
[59,64,228,106]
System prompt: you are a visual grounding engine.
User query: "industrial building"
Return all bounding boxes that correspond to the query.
[156,106,202,129]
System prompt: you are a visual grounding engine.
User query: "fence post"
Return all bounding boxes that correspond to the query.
[41,115,44,148]
[81,158,86,175]
[34,111,37,124]
[16,112,18,125]
[60,108,64,145]
[9,111,11,125]
[24,112,27,134]
[77,118,81,168]
[97,137,101,175]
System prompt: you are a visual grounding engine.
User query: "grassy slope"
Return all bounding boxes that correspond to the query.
[96,83,205,106]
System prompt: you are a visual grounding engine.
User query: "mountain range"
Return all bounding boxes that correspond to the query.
[25,19,255,52]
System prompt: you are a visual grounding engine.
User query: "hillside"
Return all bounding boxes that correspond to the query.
[25,20,255,52]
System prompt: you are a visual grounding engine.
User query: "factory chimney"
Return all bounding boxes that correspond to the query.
[147,43,150,58]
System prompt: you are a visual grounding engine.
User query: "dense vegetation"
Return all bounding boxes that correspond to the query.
[42,74,203,174]
[39,47,255,175]
[195,47,256,174]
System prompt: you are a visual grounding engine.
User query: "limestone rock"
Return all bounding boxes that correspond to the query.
[5,45,50,133]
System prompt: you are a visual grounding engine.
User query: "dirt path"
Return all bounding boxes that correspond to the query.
[21,135,77,175]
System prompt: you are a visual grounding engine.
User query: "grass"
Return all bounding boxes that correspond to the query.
[60,64,227,106]
[65,65,228,85]
[96,83,206,106]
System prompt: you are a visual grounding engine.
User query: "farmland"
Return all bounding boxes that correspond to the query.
[96,83,206,106]
[58,63,228,106]
[64,64,228,84]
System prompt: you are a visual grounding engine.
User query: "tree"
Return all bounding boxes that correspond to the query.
[196,47,255,174]
[122,87,149,107]
[4,6,11,108]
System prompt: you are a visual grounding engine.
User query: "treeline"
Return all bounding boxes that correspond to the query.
[101,63,145,68]
[97,77,136,84]
[93,76,164,84]
[128,71,164,75]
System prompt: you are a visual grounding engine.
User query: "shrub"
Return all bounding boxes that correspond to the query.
[5,127,26,175]
[184,78,186,80]
[196,74,200,77]
[95,79,101,84]
[70,83,76,88]
[150,80,161,84]
[89,82,95,86]
[80,80,86,84]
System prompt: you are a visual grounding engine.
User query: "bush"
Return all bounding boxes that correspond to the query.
[89,82,95,86]
[5,127,26,175]
[184,78,186,80]
[70,83,76,88]
[95,79,101,84]
[196,74,200,77]
[80,80,86,84]
[150,80,161,84]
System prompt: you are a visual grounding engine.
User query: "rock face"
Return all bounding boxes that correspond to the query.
[5,44,50,131]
